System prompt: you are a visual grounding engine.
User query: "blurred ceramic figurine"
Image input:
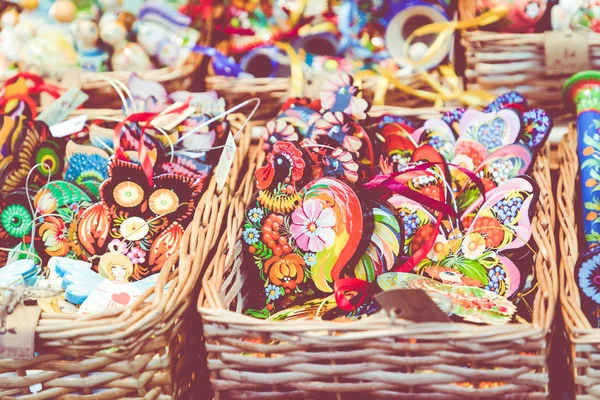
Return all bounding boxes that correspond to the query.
[0,6,35,64]
[99,12,152,71]
[71,17,108,72]
[20,24,77,75]
[135,2,199,67]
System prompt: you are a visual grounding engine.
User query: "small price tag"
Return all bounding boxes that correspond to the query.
[214,132,237,192]
[0,304,41,360]
[36,88,89,126]
[151,102,197,131]
[545,30,590,76]
[50,114,87,138]
[375,289,451,323]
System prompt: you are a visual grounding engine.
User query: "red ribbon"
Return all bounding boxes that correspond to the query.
[0,73,64,119]
[334,162,487,312]
[113,103,190,185]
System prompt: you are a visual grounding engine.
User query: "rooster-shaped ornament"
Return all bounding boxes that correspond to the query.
[243,141,368,316]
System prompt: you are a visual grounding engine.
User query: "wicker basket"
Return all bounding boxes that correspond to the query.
[458,1,600,119]
[0,113,252,399]
[194,106,558,399]
[557,124,600,398]
[205,72,436,123]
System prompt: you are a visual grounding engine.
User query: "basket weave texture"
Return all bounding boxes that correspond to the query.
[206,74,435,122]
[558,125,600,398]
[76,52,204,110]
[196,106,558,399]
[0,114,251,399]
[457,0,596,117]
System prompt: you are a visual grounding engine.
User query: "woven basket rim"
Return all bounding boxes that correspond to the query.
[197,106,558,336]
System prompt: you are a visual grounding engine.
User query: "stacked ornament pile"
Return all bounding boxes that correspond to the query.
[241,73,552,325]
[0,73,231,314]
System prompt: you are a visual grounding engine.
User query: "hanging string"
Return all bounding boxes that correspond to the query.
[95,76,134,116]
[172,97,261,153]
[25,163,52,257]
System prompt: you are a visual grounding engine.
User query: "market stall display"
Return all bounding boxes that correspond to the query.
[0,72,254,398]
[195,73,558,398]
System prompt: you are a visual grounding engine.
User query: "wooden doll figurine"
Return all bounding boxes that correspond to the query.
[99,11,151,72]
[78,252,142,314]
[71,17,108,72]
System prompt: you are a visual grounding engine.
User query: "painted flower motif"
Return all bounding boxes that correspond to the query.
[262,120,298,152]
[313,112,362,153]
[243,227,260,245]
[461,233,487,259]
[488,159,513,186]
[265,284,282,301]
[492,196,524,225]
[263,253,306,291]
[320,74,369,120]
[248,207,264,224]
[485,266,506,294]
[127,247,146,264]
[119,217,149,241]
[108,239,128,254]
[290,200,336,252]
[442,107,466,126]
[34,190,57,215]
[454,141,487,168]
[321,147,360,184]
[303,252,317,267]
[399,209,420,238]
[579,253,600,303]
[311,56,353,74]
[69,203,81,214]
[427,234,450,261]
[39,216,69,257]
[451,153,476,172]
[1,204,32,239]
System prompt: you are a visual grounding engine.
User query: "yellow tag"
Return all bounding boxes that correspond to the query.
[544,30,590,76]
[214,132,236,192]
[0,305,41,360]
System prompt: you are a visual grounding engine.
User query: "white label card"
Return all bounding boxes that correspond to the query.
[214,132,237,192]
[50,115,87,138]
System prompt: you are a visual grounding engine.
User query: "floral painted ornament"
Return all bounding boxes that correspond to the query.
[377,272,517,325]
[576,251,600,327]
[308,111,375,172]
[320,74,370,120]
[306,145,362,185]
[261,120,298,152]
[70,156,203,280]
[243,141,368,316]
